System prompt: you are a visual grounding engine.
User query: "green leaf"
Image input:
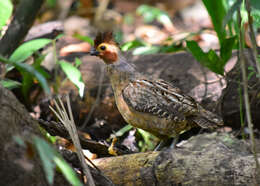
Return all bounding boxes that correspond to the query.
[157,13,172,25]
[33,136,56,184]
[0,0,13,30]
[0,55,51,94]
[136,4,172,25]
[202,0,227,44]
[251,0,260,10]
[73,33,94,46]
[59,60,85,98]
[13,135,26,147]
[133,46,160,55]
[9,39,52,63]
[55,33,65,40]
[21,54,49,97]
[222,0,242,28]
[136,5,151,15]
[54,157,83,186]
[159,44,183,53]
[17,62,51,95]
[252,8,260,28]
[33,136,82,186]
[121,40,145,51]
[46,0,56,7]
[0,79,21,89]
[220,36,237,63]
[240,1,248,27]
[75,58,82,67]
[137,128,157,151]
[186,40,224,75]
[248,66,256,80]
[115,124,133,137]
[142,11,157,23]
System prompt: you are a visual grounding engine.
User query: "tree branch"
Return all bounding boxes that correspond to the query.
[0,0,44,57]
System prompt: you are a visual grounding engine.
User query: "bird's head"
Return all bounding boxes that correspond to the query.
[90,32,120,64]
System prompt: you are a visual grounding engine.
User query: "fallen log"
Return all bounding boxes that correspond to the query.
[94,133,260,186]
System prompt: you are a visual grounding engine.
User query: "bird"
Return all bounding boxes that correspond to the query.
[90,32,223,149]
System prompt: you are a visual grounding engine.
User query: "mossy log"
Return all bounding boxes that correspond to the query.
[94,133,260,186]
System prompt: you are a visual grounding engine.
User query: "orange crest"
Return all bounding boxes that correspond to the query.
[94,32,118,48]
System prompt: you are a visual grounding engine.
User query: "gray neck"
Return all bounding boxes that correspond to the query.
[106,55,138,86]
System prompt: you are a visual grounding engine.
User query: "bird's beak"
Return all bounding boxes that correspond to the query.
[90,49,99,56]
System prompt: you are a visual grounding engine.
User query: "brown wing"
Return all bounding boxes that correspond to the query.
[122,78,199,123]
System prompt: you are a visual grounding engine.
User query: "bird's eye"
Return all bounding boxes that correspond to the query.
[100,45,106,50]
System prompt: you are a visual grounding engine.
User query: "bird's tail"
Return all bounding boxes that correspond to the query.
[192,106,224,129]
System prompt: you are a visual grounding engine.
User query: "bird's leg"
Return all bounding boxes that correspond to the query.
[170,134,179,149]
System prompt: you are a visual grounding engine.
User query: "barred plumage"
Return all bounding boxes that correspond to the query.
[123,79,196,121]
[90,32,224,146]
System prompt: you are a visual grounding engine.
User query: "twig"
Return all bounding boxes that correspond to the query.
[245,0,260,77]
[49,95,96,186]
[94,0,110,23]
[81,66,105,129]
[238,8,260,180]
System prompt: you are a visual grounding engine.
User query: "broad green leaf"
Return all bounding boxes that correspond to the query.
[0,55,51,94]
[17,62,50,95]
[202,0,227,44]
[21,55,49,97]
[121,40,145,51]
[0,0,13,30]
[59,60,85,98]
[220,36,237,63]
[186,40,208,61]
[133,46,160,55]
[73,33,94,46]
[33,136,56,184]
[54,157,83,186]
[33,136,82,186]
[9,39,52,63]
[0,79,21,89]
[186,40,224,75]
